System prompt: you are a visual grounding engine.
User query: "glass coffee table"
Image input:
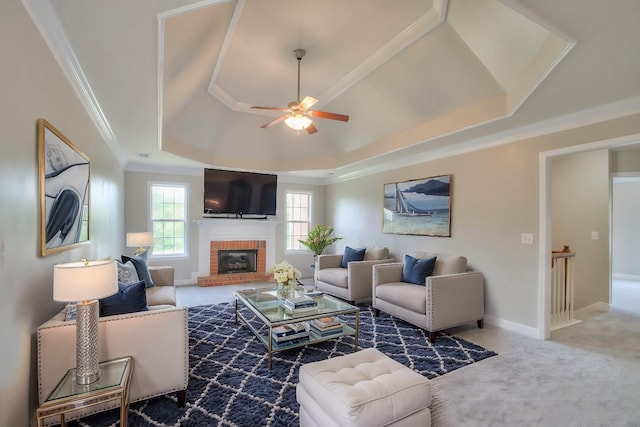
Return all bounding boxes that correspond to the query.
[235,287,359,370]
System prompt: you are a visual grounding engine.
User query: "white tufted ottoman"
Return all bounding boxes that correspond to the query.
[296,348,432,427]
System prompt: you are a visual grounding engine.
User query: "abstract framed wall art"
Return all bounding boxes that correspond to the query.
[383,174,451,237]
[38,119,90,256]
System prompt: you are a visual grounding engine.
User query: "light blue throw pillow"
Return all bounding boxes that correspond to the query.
[402,254,437,285]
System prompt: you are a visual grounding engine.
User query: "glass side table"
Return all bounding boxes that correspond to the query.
[36,357,134,427]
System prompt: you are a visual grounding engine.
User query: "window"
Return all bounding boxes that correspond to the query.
[150,183,187,256]
[286,191,311,250]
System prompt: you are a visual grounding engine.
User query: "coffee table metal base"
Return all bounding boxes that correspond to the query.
[235,289,359,370]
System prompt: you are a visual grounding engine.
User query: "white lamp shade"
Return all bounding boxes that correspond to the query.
[53,259,118,302]
[126,232,154,248]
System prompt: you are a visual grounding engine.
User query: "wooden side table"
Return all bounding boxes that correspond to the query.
[36,357,133,427]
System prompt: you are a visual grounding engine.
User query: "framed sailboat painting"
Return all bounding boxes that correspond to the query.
[383,174,451,237]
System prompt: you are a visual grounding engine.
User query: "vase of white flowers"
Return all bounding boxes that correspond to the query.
[268,260,302,299]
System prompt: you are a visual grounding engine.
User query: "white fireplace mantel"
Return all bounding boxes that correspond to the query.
[193,219,280,280]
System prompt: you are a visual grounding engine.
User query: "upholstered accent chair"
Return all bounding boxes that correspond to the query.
[37,266,189,426]
[372,251,484,343]
[316,246,394,303]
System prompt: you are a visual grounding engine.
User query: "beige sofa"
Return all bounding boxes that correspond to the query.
[316,246,394,303]
[372,252,484,343]
[37,266,189,426]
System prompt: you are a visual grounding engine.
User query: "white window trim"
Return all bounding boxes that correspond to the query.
[148,181,189,259]
[285,190,313,253]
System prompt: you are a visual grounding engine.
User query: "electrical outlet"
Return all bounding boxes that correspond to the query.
[521,233,534,245]
[591,231,599,240]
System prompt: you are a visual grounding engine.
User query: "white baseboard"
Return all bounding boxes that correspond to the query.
[175,279,197,286]
[484,314,540,339]
[574,302,610,318]
[612,273,640,281]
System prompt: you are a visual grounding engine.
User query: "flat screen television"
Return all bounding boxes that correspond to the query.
[203,168,277,217]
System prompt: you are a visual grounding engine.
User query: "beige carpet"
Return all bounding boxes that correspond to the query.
[430,308,640,426]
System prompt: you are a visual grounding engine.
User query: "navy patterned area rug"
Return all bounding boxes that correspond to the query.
[71,302,496,427]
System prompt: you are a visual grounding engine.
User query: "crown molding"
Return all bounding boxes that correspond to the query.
[328,95,640,184]
[21,0,126,167]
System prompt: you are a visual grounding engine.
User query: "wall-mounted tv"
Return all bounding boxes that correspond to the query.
[203,168,277,217]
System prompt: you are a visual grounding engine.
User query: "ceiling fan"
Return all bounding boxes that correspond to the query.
[251,49,349,134]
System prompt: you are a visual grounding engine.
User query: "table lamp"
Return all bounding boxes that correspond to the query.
[126,232,154,259]
[53,259,118,384]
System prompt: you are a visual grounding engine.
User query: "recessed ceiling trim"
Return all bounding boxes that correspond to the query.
[317,0,449,107]
[206,0,246,94]
[206,0,449,114]
[158,0,239,147]
[506,37,575,115]
[157,0,233,19]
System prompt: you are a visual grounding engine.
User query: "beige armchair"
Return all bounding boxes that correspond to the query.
[316,246,394,303]
[372,251,484,343]
[37,266,189,426]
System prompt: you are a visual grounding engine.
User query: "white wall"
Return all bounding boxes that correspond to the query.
[0,3,125,425]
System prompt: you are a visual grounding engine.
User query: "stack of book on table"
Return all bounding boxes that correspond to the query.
[271,322,310,348]
[309,316,344,338]
[281,296,318,316]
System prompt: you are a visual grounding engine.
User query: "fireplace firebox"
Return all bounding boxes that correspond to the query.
[218,249,258,274]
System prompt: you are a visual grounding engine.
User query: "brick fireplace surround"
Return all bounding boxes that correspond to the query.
[198,240,269,287]
[194,219,278,287]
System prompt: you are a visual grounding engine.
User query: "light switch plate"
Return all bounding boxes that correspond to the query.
[521,233,534,245]
[591,231,599,240]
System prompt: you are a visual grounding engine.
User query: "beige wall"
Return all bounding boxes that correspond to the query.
[612,150,640,173]
[124,171,326,281]
[6,0,640,423]
[552,150,610,310]
[0,2,125,426]
[611,151,640,278]
[612,180,640,277]
[124,171,202,282]
[326,114,640,330]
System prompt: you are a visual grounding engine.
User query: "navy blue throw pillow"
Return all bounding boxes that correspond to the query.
[402,254,437,285]
[121,255,154,288]
[99,281,149,317]
[341,246,366,268]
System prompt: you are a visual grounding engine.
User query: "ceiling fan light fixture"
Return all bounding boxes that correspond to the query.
[284,114,312,131]
[251,48,348,133]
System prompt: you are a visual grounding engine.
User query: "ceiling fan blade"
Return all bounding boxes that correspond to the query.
[306,123,318,134]
[297,96,318,110]
[261,114,289,129]
[309,110,350,122]
[251,106,289,112]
